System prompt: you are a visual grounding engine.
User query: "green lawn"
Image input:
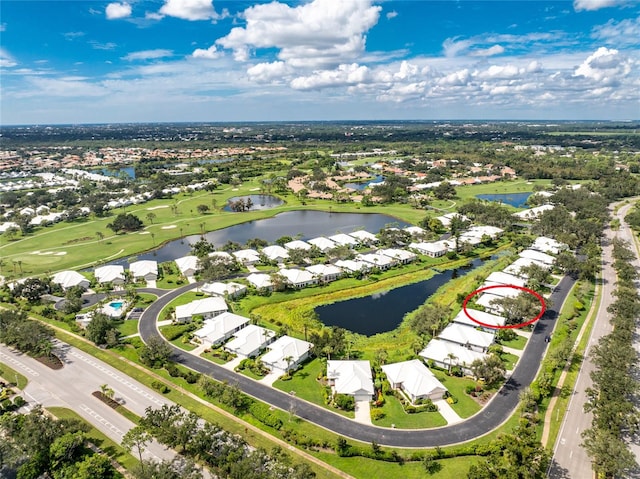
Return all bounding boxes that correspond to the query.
[201,349,235,364]
[430,370,481,418]
[501,352,519,370]
[46,406,138,472]
[158,291,203,320]
[455,179,553,204]
[0,361,28,389]
[499,334,527,349]
[372,395,447,429]
[115,319,139,337]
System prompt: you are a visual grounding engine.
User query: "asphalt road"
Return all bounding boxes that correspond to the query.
[549,200,640,479]
[0,342,175,464]
[139,272,575,447]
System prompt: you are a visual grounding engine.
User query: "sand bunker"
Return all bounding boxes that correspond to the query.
[147,205,169,210]
[139,231,151,235]
[161,225,177,229]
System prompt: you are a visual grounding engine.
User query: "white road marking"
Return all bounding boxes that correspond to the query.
[80,403,124,436]
[0,351,40,377]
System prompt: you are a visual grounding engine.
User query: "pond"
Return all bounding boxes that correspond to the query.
[475,192,532,208]
[344,175,384,191]
[115,210,408,265]
[315,258,485,336]
[100,166,136,179]
[223,195,284,212]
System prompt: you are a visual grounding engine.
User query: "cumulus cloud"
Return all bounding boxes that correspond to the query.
[105,2,132,20]
[574,47,631,83]
[573,0,635,11]
[192,45,222,59]
[123,49,173,61]
[477,64,523,79]
[592,17,640,46]
[291,63,371,90]
[158,0,217,21]
[471,45,505,57]
[247,61,291,83]
[386,10,398,20]
[376,81,426,102]
[438,69,472,86]
[216,0,381,69]
[0,48,17,68]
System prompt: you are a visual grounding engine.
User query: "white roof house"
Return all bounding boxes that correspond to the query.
[503,257,550,278]
[262,245,289,262]
[278,268,317,288]
[327,360,375,401]
[129,260,158,281]
[193,312,250,347]
[513,204,555,220]
[531,236,568,255]
[357,253,395,270]
[419,339,488,375]
[306,264,342,282]
[519,249,555,266]
[382,359,447,403]
[246,273,273,290]
[233,249,260,265]
[208,251,234,261]
[378,248,417,264]
[224,324,275,358]
[348,230,379,244]
[94,265,125,285]
[261,335,313,373]
[328,233,359,247]
[484,271,527,288]
[175,255,199,278]
[52,270,90,290]
[175,297,228,322]
[436,212,470,228]
[452,309,506,330]
[404,226,427,237]
[438,323,495,353]
[409,241,450,258]
[307,236,337,252]
[479,283,522,298]
[284,239,312,251]
[200,281,247,298]
[0,222,19,233]
[476,293,507,314]
[335,259,370,273]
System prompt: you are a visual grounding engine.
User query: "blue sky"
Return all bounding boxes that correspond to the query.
[1,0,639,124]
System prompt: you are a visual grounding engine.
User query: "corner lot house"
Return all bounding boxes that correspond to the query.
[52,270,90,290]
[381,359,447,403]
[224,324,275,358]
[175,297,228,322]
[438,323,495,353]
[326,360,375,401]
[129,260,158,282]
[192,312,250,348]
[260,336,313,373]
[94,265,125,287]
[419,339,488,375]
[175,255,199,278]
[335,259,370,274]
[200,281,247,298]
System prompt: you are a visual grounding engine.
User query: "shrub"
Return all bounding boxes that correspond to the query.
[151,381,170,394]
[249,402,283,430]
[161,323,195,341]
[13,396,26,407]
[371,408,385,421]
[334,394,355,411]
[165,362,181,377]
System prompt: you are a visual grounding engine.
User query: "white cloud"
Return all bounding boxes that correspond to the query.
[64,31,85,40]
[247,61,291,83]
[443,38,473,58]
[192,45,222,59]
[216,0,381,69]
[105,2,132,20]
[25,77,109,97]
[123,49,174,61]
[471,45,505,57]
[376,82,425,102]
[573,0,635,11]
[0,48,17,68]
[386,11,398,20]
[158,0,217,21]
[592,17,640,46]
[477,64,523,79]
[574,47,631,83]
[90,41,117,50]
[291,63,371,90]
[0,23,7,32]
[438,69,471,86]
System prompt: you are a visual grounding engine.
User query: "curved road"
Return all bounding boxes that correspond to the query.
[138,274,575,447]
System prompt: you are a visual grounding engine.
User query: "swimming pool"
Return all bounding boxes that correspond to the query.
[108,301,124,310]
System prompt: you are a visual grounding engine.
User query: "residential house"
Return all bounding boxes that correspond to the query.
[519,249,555,266]
[403,226,426,237]
[381,359,447,403]
[435,212,470,228]
[438,323,495,353]
[306,264,342,283]
[452,309,506,331]
[262,245,289,263]
[409,241,449,258]
[348,230,379,245]
[192,312,250,347]
[260,336,313,373]
[476,293,508,314]
[224,324,275,358]
[357,253,395,270]
[283,239,312,251]
[484,271,527,288]
[328,233,359,248]
[307,236,337,252]
[200,281,247,298]
[175,297,228,322]
[233,249,261,265]
[52,270,90,290]
[278,268,317,289]
[175,255,199,278]
[326,360,375,401]
[129,260,158,282]
[503,257,550,278]
[530,236,568,255]
[94,265,125,287]
[246,273,273,290]
[378,248,417,264]
[419,339,488,376]
[335,259,370,274]
[512,204,555,220]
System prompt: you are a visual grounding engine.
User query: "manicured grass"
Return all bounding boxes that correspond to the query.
[313,452,480,479]
[501,352,519,370]
[115,404,141,424]
[430,370,481,418]
[499,334,527,350]
[237,367,266,380]
[455,179,553,204]
[0,361,28,389]
[201,349,234,364]
[46,406,138,472]
[158,291,203,320]
[115,319,139,337]
[372,395,447,429]
[167,335,198,351]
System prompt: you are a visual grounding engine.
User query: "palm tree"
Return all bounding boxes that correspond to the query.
[150,232,156,246]
[100,384,114,400]
[146,212,156,224]
[446,353,458,374]
[96,231,104,242]
[284,355,294,373]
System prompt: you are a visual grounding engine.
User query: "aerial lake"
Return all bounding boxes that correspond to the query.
[344,175,384,191]
[223,194,284,212]
[476,192,532,208]
[118,210,408,265]
[315,258,485,336]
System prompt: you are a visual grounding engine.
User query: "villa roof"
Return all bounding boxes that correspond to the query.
[200,281,247,297]
[438,323,495,349]
[94,265,125,283]
[175,255,199,275]
[175,297,228,319]
[519,249,555,265]
[307,236,337,251]
[262,245,289,261]
[52,270,89,289]
[225,324,275,357]
[419,339,488,367]
[278,268,315,285]
[261,335,313,371]
[193,312,249,344]
[129,260,158,278]
[328,233,359,246]
[381,359,447,398]
[452,309,506,329]
[327,360,374,396]
[246,273,273,289]
[284,239,312,251]
[348,230,378,243]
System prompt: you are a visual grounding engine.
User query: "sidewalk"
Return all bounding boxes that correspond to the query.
[434,399,463,425]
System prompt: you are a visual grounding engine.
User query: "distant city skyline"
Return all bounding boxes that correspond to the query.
[1,0,639,125]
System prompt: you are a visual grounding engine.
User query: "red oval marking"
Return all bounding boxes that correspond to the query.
[462,284,546,329]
